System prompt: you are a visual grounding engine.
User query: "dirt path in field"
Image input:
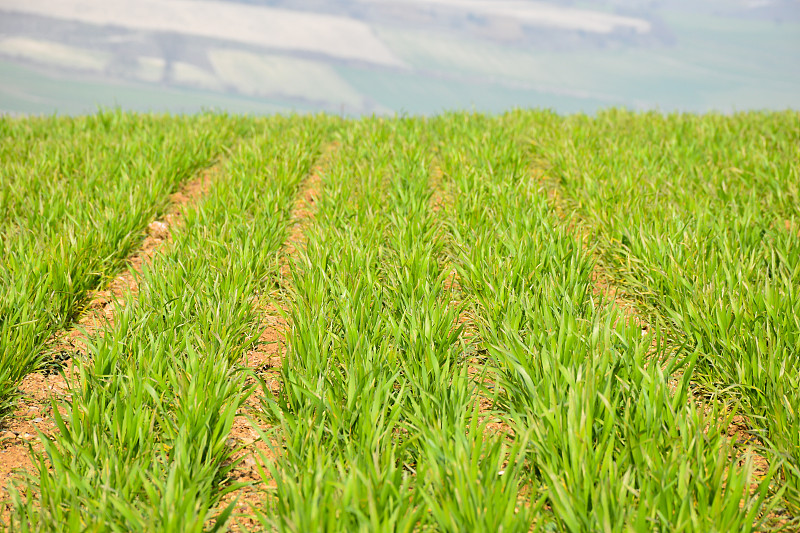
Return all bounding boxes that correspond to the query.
[429,161,475,338]
[429,160,509,439]
[0,160,224,521]
[217,142,337,531]
[435,160,513,437]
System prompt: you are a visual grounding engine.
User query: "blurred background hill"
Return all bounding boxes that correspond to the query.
[0,0,798,115]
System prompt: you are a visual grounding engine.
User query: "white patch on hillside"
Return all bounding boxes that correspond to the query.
[135,57,166,83]
[208,50,366,107]
[0,0,406,67]
[173,62,225,91]
[0,37,109,71]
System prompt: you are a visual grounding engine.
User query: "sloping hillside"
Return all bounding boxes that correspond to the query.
[0,0,798,114]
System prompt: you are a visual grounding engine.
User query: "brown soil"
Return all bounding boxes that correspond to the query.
[429,164,446,214]
[727,415,771,482]
[782,218,799,238]
[0,161,223,521]
[213,303,286,531]
[429,161,509,438]
[217,143,336,530]
[280,143,338,278]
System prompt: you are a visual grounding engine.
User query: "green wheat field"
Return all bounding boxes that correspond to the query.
[0,110,798,532]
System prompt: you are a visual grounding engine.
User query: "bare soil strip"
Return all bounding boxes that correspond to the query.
[218,143,338,531]
[428,160,507,438]
[0,160,225,516]
[281,144,338,269]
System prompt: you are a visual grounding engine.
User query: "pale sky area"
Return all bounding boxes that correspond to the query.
[0,0,798,115]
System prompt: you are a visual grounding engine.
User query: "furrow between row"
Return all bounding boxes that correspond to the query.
[0,133,234,523]
[531,110,798,525]
[6,116,334,531]
[216,137,341,531]
[0,113,236,422]
[437,111,771,531]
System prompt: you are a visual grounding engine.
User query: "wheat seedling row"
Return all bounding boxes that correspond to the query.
[0,110,797,532]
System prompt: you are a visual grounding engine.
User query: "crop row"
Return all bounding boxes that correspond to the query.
[2,110,796,531]
[0,112,236,418]
[261,116,468,530]
[251,112,781,531]
[9,115,334,530]
[532,109,799,520]
[438,112,780,531]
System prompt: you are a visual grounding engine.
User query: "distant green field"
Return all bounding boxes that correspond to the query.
[0,62,311,116]
[1,110,798,531]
